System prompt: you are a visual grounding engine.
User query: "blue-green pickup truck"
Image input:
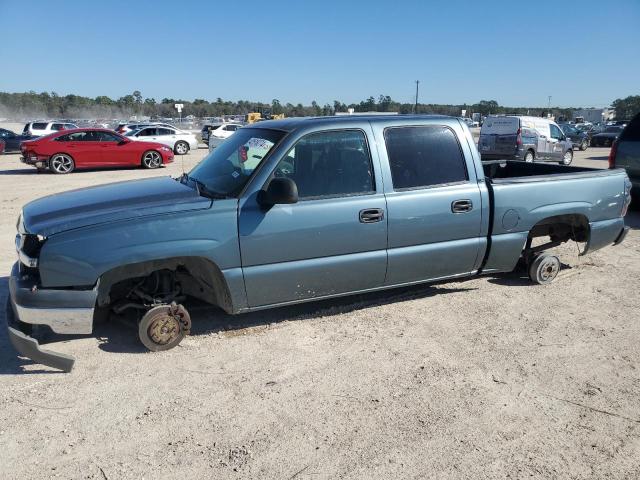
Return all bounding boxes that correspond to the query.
[8,115,632,371]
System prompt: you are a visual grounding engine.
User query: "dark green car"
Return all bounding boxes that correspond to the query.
[559,124,590,151]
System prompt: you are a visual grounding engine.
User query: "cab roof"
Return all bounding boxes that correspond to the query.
[252,114,452,132]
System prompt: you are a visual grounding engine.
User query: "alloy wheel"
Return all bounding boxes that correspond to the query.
[50,154,74,174]
[142,151,161,168]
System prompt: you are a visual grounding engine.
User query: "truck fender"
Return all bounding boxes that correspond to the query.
[96,256,234,314]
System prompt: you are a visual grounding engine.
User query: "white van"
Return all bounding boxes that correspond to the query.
[479,116,574,164]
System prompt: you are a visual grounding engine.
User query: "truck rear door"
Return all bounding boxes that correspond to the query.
[373,121,484,285]
[479,116,519,158]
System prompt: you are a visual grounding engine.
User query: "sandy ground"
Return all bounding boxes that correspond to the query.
[0,124,639,479]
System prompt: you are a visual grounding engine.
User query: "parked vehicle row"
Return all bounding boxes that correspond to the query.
[479,116,574,164]
[20,128,174,174]
[6,115,631,370]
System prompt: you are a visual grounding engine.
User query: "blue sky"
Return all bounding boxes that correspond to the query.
[0,0,638,107]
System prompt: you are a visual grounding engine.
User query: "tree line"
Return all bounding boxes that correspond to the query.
[1,90,638,121]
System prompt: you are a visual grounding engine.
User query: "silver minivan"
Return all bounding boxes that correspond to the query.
[479,116,574,165]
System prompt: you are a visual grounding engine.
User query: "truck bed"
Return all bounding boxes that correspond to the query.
[479,160,628,273]
[482,160,617,182]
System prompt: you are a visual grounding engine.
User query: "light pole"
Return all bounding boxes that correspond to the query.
[415,80,420,114]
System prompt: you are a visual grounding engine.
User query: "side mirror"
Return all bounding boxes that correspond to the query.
[258,177,298,206]
[118,138,129,145]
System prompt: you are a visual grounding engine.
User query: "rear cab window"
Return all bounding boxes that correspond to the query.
[384,126,468,190]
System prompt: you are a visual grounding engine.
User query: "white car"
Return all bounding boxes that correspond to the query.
[116,122,179,135]
[23,121,78,137]
[126,126,198,155]
[210,123,243,140]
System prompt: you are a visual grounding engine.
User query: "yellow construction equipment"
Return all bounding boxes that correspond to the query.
[245,112,285,124]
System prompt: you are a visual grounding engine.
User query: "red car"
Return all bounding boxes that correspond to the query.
[20,128,174,174]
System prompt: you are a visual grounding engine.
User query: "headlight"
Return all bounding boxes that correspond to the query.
[160,146,171,152]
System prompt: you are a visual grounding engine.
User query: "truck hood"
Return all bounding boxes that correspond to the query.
[22,176,212,236]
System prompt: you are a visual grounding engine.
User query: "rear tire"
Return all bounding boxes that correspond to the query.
[50,153,75,174]
[528,254,561,285]
[141,150,162,169]
[174,141,189,155]
[579,140,588,151]
[524,150,535,162]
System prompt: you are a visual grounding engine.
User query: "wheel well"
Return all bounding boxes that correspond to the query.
[526,148,535,158]
[528,214,589,244]
[51,152,75,161]
[96,257,233,313]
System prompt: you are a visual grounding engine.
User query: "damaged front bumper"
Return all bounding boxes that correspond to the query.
[6,262,97,372]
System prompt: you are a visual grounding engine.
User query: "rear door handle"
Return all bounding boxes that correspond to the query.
[451,199,473,213]
[359,208,384,223]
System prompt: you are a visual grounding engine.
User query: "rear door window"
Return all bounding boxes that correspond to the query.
[158,128,174,135]
[138,128,157,137]
[384,126,468,190]
[57,132,88,142]
[32,122,48,130]
[97,131,121,142]
[51,123,64,131]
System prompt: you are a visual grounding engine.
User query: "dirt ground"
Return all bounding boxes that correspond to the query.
[1,124,639,479]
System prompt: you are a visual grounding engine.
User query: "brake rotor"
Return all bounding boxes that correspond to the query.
[138,302,191,352]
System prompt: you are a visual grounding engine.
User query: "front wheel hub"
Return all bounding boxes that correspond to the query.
[138,303,191,352]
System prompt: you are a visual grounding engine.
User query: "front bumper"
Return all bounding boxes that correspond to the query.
[6,262,97,372]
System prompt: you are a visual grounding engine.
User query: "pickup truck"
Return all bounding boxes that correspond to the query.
[7,115,632,371]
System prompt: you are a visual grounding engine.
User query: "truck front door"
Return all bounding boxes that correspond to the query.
[239,127,388,308]
[373,122,484,285]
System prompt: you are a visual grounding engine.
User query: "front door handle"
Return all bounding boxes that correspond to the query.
[359,208,384,223]
[451,199,473,213]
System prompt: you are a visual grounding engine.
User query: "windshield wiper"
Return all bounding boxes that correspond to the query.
[180,173,228,199]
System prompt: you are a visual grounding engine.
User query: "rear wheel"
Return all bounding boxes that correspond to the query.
[528,253,561,285]
[174,141,189,155]
[561,150,573,165]
[524,150,535,162]
[141,150,162,169]
[50,153,75,174]
[579,139,588,151]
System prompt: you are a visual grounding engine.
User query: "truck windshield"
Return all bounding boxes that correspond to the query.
[188,128,286,197]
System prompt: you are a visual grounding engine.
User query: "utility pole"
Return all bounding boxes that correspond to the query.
[415,80,420,114]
